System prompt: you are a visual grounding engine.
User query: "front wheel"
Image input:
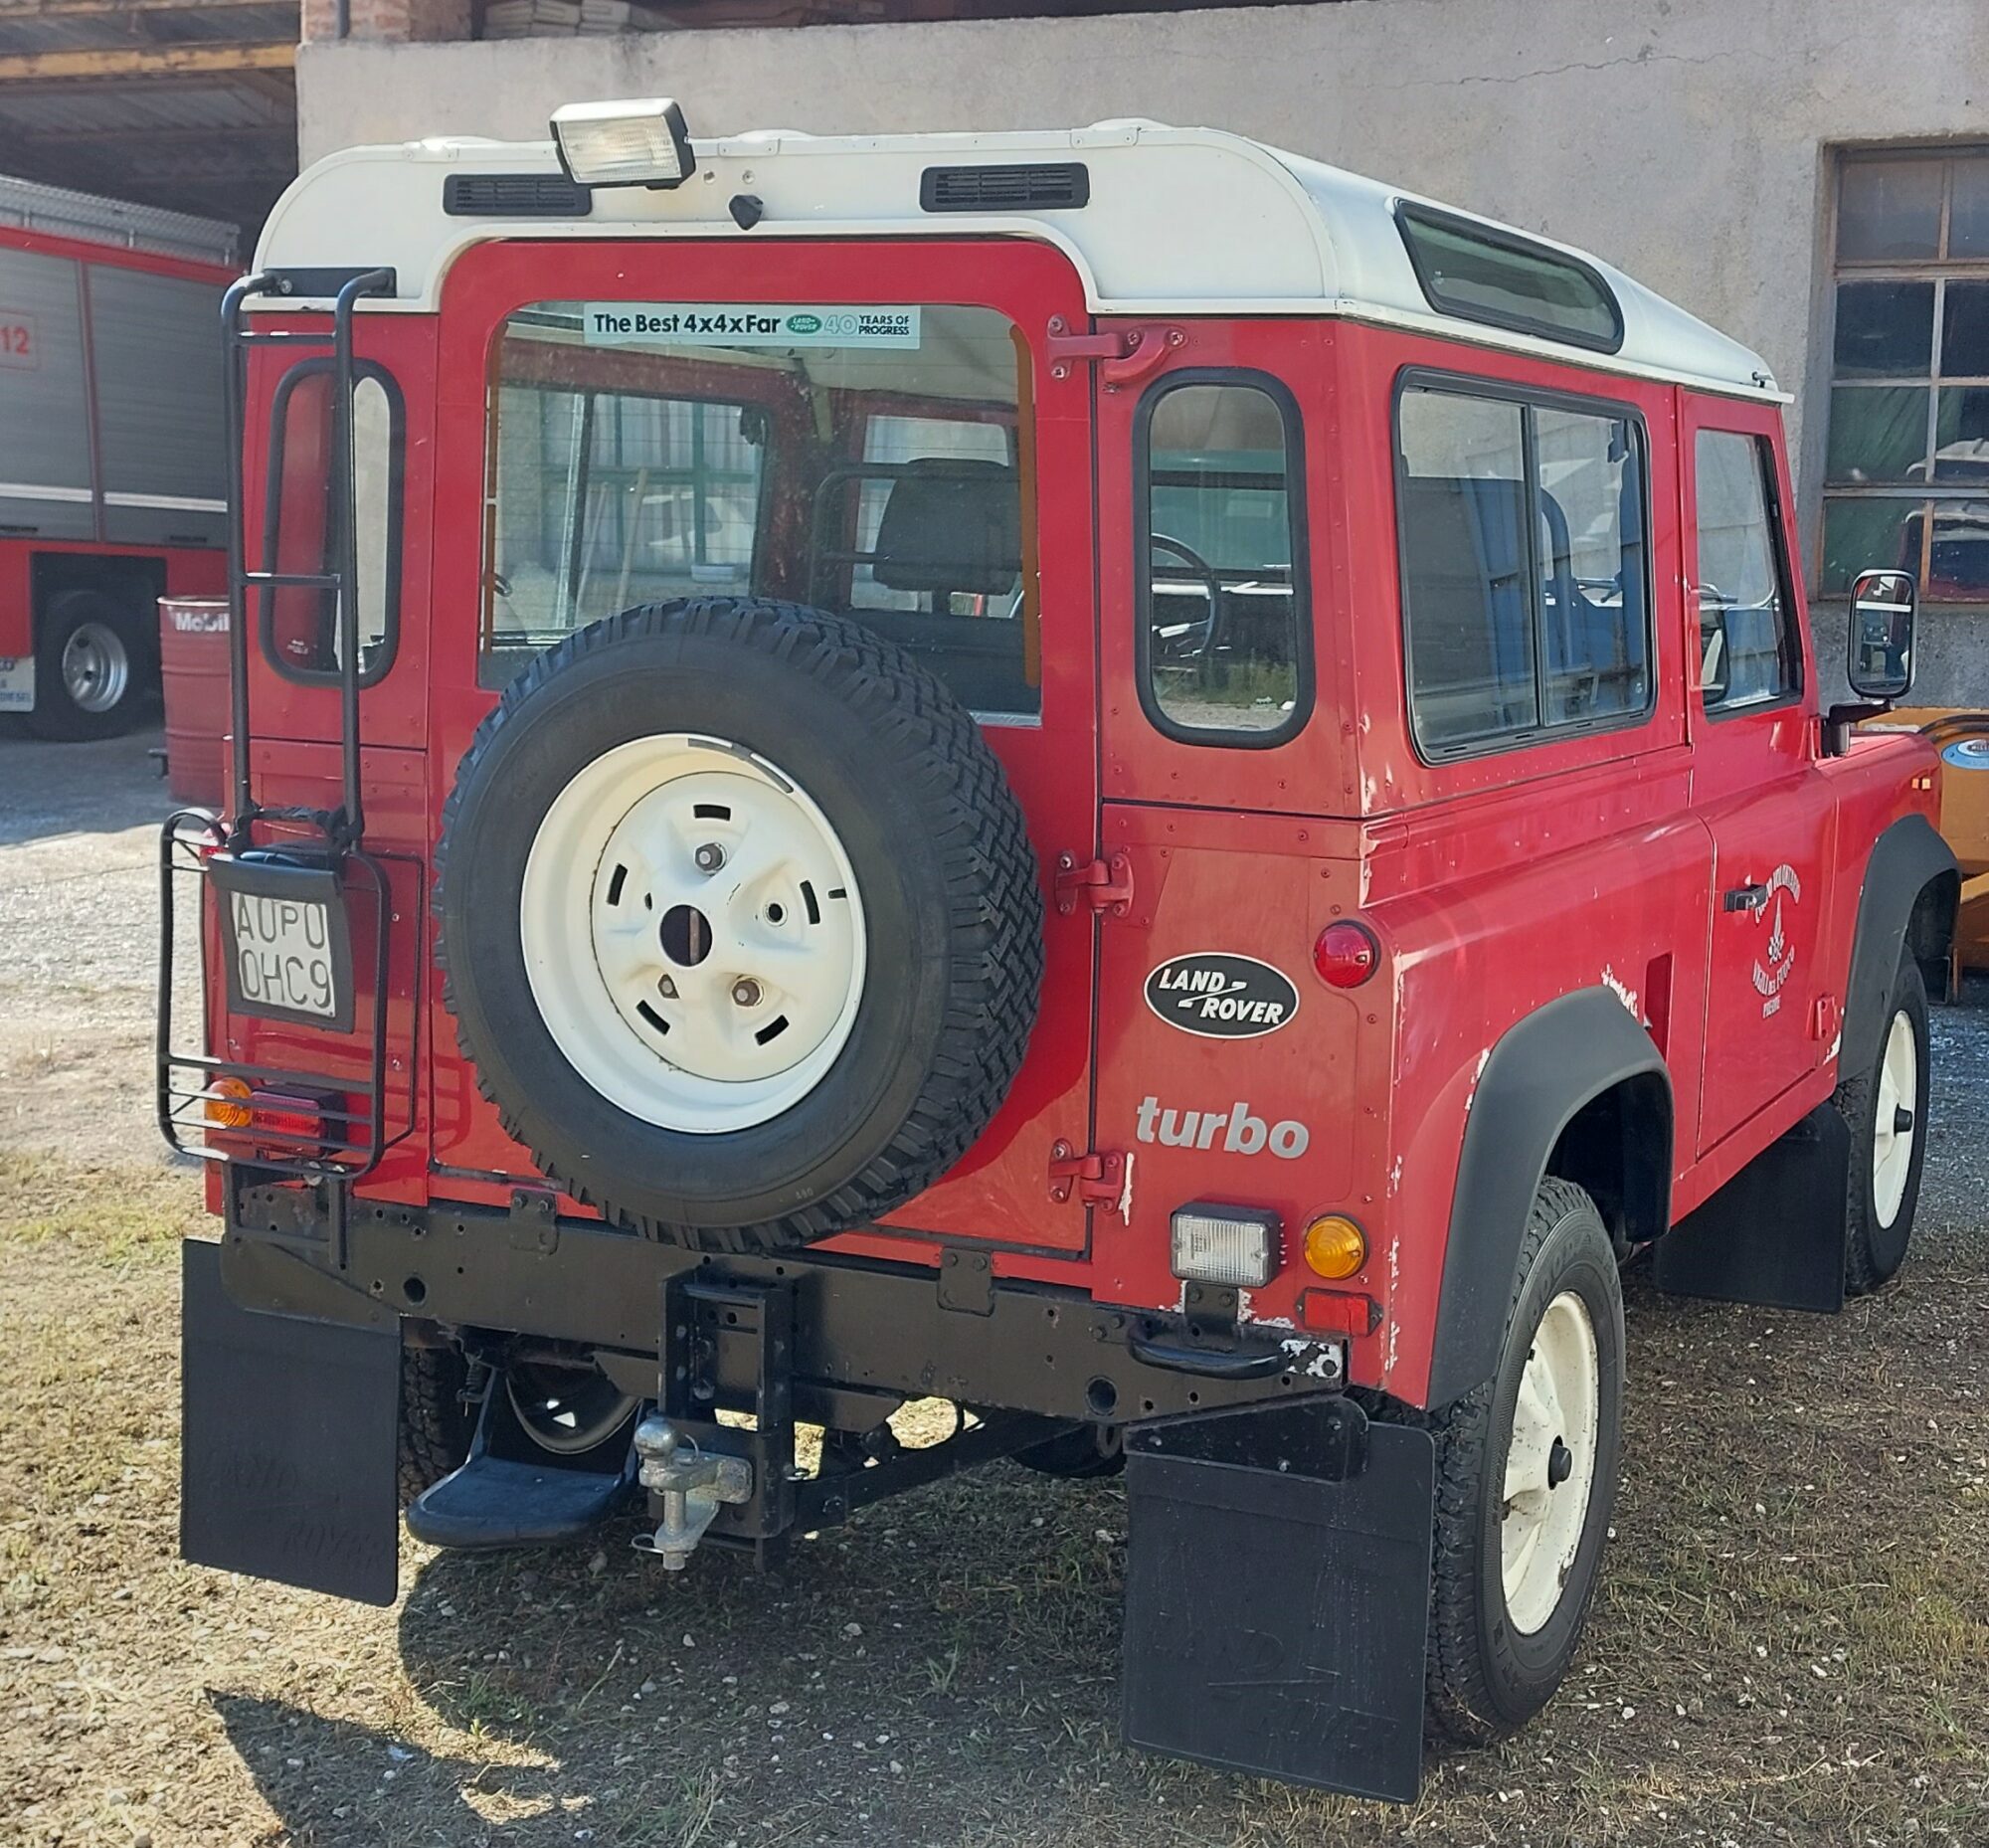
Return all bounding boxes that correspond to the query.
[1415,1177,1625,1744]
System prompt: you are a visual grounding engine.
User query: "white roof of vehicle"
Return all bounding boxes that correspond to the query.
[256,118,1780,400]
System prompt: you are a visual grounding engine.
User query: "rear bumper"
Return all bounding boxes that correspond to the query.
[217,1174,1346,1426]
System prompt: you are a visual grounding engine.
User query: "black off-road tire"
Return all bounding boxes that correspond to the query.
[24,588,151,740]
[1834,949,1930,1297]
[437,597,1044,1252]
[1384,1178,1625,1746]
[398,1342,474,1506]
[1013,1424,1125,1480]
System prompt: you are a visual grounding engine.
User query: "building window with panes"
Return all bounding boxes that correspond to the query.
[1821,149,1989,603]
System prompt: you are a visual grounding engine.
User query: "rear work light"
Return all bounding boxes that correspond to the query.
[550,96,695,189]
[1171,1203,1280,1289]
[1314,919,1379,989]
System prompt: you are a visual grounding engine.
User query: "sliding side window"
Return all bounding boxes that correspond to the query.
[1396,378,1650,758]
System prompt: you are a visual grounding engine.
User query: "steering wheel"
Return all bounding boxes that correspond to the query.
[1149,533,1224,674]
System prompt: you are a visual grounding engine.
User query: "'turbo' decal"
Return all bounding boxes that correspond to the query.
[1145,953,1300,1038]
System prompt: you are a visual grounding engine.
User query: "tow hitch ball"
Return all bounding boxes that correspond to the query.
[631,1414,753,1571]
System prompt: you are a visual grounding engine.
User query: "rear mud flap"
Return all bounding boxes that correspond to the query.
[180,1239,401,1605]
[1122,1397,1435,1804]
[1655,1103,1850,1313]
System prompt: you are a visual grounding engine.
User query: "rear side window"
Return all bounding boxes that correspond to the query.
[1696,431,1801,713]
[261,359,403,685]
[1137,374,1309,745]
[1396,378,1651,757]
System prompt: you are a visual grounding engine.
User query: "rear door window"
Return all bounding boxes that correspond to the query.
[483,302,1037,719]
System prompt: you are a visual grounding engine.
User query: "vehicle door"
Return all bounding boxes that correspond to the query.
[427,237,1102,1251]
[1686,399,1837,1155]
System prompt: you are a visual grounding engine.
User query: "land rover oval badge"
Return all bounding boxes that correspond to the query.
[1145,952,1300,1038]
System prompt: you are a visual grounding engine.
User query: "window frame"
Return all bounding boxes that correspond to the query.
[1394,202,1626,357]
[1131,366,1314,751]
[1696,427,1806,724]
[1819,145,1989,604]
[1391,365,1657,767]
[258,354,406,690]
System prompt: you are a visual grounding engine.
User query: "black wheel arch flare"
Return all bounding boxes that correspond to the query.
[1426,987,1673,1408]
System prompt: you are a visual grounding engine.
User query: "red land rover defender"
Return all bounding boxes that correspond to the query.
[164,105,1959,1802]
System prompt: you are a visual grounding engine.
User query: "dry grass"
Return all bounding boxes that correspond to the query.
[1,1001,1987,1846]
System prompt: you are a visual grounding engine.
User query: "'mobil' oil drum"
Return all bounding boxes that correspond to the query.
[157,596,230,807]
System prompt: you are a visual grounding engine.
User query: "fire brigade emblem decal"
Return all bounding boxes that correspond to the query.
[1145,953,1299,1038]
[1749,863,1801,1016]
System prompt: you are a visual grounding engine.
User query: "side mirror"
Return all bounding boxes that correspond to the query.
[1847,568,1915,702]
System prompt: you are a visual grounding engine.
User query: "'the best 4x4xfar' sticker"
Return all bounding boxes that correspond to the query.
[1145,953,1299,1038]
[581,303,922,349]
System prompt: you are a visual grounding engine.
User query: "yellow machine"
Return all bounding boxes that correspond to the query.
[1866,708,1989,986]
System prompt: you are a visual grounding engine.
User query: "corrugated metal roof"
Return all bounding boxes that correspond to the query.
[0,168,238,261]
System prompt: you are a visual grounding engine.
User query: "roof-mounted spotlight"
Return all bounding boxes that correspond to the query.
[551,97,695,189]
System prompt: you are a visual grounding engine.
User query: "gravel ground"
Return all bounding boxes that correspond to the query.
[2,728,1987,1846]
[0,727,193,1167]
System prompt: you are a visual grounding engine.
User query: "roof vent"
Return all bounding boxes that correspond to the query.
[920,163,1089,214]
[444,173,593,219]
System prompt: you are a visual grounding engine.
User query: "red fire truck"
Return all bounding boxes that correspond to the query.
[0,175,233,738]
[163,104,1957,1802]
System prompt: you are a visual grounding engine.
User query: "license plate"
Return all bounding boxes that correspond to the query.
[0,655,33,712]
[210,853,354,1031]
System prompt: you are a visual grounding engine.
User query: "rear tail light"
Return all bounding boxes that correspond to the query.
[1313,920,1379,989]
[203,1078,334,1149]
[1171,1203,1280,1288]
[205,1075,254,1130]
[1302,1212,1368,1279]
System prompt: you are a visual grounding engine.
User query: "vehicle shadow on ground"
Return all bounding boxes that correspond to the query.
[210,1687,576,1844]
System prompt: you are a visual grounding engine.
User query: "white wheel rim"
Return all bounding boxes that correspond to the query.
[61,620,129,714]
[1500,1290,1601,1636]
[519,732,866,1134]
[1872,1008,1917,1228]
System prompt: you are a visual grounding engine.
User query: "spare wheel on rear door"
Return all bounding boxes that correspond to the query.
[437,597,1044,1252]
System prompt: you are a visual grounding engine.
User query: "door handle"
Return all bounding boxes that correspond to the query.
[1723,882,1770,913]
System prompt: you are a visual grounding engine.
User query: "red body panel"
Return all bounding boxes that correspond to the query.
[208,241,1943,1409]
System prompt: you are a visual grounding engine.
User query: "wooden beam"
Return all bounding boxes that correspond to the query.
[0,41,294,81]
[18,120,294,147]
[0,0,288,15]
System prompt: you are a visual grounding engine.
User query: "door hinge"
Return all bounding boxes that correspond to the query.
[1054,849,1135,917]
[1811,993,1842,1045]
[1045,315,1185,389]
[1048,1141,1127,1212]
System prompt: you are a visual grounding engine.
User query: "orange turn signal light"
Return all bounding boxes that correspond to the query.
[205,1075,254,1130]
[1302,1213,1367,1280]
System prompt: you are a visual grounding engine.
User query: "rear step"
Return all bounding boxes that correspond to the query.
[406,1381,638,1551]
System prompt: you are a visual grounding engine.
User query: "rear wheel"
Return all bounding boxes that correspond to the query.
[25,589,151,740]
[1412,1178,1625,1744]
[398,1343,473,1506]
[1835,949,1930,1295]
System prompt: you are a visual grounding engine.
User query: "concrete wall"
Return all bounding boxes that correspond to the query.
[296,0,1989,700]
